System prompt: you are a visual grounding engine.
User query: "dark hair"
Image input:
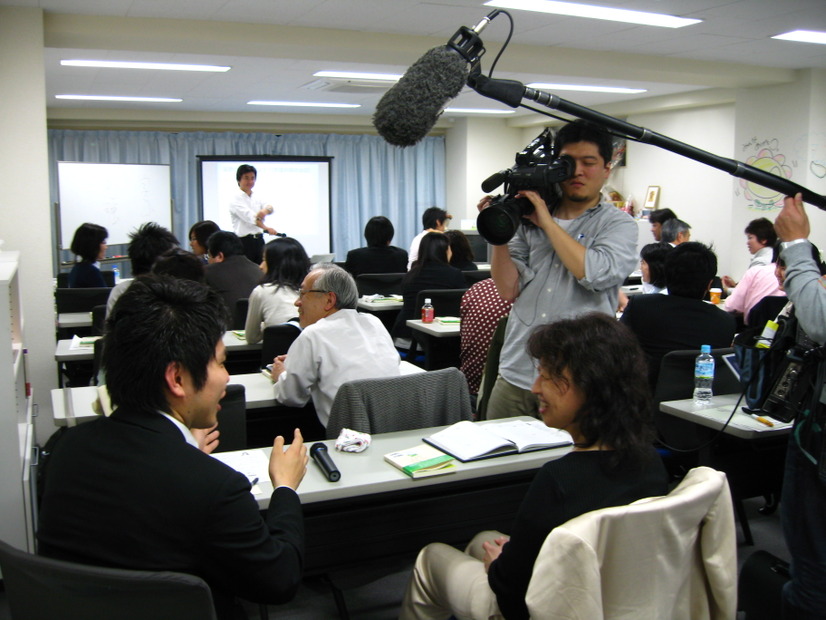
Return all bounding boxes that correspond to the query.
[152,248,205,283]
[207,231,244,258]
[70,223,108,263]
[364,216,395,247]
[639,242,672,289]
[262,237,310,291]
[189,220,220,252]
[422,206,448,230]
[103,275,228,414]
[554,120,614,166]
[660,218,691,244]
[128,222,179,275]
[413,232,449,268]
[664,241,717,299]
[527,313,655,470]
[236,164,257,183]
[649,208,677,225]
[445,230,475,267]
[744,217,777,246]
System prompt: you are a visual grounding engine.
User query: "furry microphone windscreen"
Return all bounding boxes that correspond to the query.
[373,46,469,147]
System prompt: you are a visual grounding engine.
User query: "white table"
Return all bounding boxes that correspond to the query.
[57,312,93,329]
[56,330,262,362]
[51,361,424,426]
[406,319,460,337]
[357,297,403,312]
[659,393,793,440]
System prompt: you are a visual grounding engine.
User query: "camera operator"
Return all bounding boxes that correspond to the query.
[478,120,637,419]
[774,192,826,620]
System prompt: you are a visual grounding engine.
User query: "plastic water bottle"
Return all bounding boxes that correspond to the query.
[421,298,434,323]
[693,344,714,405]
[112,265,120,284]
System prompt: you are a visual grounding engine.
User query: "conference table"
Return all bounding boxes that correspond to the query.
[659,393,793,440]
[214,417,571,574]
[50,361,424,427]
[406,318,460,370]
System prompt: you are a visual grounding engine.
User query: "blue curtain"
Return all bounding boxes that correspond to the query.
[48,130,445,260]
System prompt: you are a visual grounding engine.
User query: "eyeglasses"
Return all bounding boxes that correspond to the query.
[297,289,330,298]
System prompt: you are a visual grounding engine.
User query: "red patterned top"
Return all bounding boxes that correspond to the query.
[460,278,512,393]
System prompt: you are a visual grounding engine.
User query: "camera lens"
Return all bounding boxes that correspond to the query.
[477,203,522,245]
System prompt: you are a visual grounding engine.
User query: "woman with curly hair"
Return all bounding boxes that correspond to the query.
[401,313,668,620]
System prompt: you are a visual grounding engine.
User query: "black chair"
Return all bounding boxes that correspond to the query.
[475,315,508,420]
[54,287,112,314]
[57,271,115,287]
[232,298,249,330]
[91,303,107,335]
[414,288,466,318]
[463,269,491,286]
[214,384,247,452]
[355,272,405,296]
[260,323,301,368]
[653,347,785,546]
[0,538,218,620]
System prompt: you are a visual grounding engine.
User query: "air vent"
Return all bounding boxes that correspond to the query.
[301,78,394,94]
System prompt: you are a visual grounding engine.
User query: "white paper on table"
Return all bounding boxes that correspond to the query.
[211,450,270,493]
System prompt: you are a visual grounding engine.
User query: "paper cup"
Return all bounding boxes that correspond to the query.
[709,288,722,304]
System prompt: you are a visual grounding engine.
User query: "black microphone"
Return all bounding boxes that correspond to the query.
[481,169,509,193]
[274,232,286,238]
[310,442,341,482]
[372,12,499,147]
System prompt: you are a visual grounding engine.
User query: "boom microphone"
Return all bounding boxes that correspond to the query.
[373,11,499,147]
[481,170,509,194]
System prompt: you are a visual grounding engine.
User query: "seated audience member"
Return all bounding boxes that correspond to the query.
[205,230,264,315]
[67,222,108,288]
[725,218,777,286]
[393,232,466,342]
[245,237,310,344]
[620,242,736,388]
[459,278,512,395]
[151,248,205,283]
[407,206,451,270]
[660,218,691,246]
[724,252,785,327]
[400,314,668,620]
[648,208,677,241]
[38,276,309,620]
[344,216,408,276]
[639,241,672,294]
[271,264,401,430]
[106,222,179,315]
[189,220,220,264]
[445,229,479,271]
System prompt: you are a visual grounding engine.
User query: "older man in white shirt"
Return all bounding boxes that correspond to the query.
[271,263,401,429]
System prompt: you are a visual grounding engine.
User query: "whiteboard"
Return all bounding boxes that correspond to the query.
[57,162,172,248]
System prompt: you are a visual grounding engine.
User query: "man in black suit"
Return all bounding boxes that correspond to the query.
[344,215,408,277]
[204,230,264,316]
[38,276,309,619]
[620,242,736,388]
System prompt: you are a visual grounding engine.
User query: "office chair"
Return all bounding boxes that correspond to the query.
[91,303,107,335]
[54,287,112,314]
[474,315,508,420]
[462,269,491,286]
[414,288,466,318]
[524,467,737,620]
[260,322,301,368]
[232,297,249,330]
[355,272,405,296]
[326,367,473,439]
[214,384,247,452]
[0,538,217,620]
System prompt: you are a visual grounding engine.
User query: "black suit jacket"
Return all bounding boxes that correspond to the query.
[620,293,737,388]
[344,245,408,277]
[37,408,304,617]
[205,254,263,314]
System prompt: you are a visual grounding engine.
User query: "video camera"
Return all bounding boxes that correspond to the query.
[476,128,574,245]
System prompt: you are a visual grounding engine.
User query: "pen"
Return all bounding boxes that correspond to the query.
[250,477,259,486]
[747,413,774,427]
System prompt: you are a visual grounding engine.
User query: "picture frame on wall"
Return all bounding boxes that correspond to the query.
[644,186,660,209]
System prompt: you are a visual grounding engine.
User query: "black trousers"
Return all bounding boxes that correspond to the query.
[240,233,264,265]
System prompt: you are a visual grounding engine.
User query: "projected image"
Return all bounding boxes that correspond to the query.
[200,156,332,258]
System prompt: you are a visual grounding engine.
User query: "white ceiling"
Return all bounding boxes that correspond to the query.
[7,0,826,123]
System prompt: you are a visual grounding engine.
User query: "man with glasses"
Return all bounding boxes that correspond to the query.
[270,263,400,431]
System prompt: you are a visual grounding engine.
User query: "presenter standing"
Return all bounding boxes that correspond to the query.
[230,164,277,265]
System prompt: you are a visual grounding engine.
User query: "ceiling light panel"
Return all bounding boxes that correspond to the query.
[484,1,702,28]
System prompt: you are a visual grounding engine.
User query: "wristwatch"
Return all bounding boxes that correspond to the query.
[781,239,808,250]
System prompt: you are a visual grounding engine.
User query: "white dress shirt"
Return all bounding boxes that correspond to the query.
[273,309,401,426]
[229,189,266,237]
